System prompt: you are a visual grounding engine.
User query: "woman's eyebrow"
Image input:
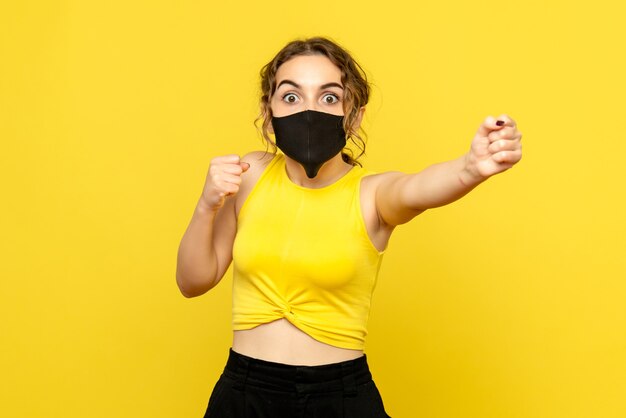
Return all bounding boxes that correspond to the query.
[276,79,344,90]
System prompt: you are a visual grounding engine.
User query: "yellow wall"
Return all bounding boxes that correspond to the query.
[2,1,624,417]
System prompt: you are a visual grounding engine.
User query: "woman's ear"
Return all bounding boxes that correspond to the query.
[354,106,366,130]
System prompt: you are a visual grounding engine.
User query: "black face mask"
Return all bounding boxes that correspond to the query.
[271,109,346,178]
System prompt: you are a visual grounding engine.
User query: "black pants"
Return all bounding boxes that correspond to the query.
[203,348,391,418]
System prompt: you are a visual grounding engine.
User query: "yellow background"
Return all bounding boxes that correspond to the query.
[1,1,625,417]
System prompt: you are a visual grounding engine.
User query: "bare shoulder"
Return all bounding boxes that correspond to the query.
[358,170,406,251]
[242,150,275,166]
[240,150,276,186]
[360,170,405,197]
[235,150,277,216]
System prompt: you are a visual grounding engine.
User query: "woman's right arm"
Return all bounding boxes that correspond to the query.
[176,155,249,298]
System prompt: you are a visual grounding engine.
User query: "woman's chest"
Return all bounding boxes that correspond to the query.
[233,195,375,290]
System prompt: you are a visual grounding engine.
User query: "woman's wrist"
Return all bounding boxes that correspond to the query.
[459,153,487,188]
[195,197,220,217]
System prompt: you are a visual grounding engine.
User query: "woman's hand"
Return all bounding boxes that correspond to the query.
[199,155,250,213]
[463,114,523,183]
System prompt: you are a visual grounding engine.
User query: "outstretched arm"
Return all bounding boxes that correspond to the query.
[375,114,523,226]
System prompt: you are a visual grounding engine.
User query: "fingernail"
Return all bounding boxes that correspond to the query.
[496,120,505,126]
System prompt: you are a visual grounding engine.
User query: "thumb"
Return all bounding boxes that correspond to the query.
[477,115,506,137]
[240,161,250,172]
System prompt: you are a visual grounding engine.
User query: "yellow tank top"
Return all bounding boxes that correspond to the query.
[232,153,385,350]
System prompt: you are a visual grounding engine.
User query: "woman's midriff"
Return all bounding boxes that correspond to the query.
[232,318,364,366]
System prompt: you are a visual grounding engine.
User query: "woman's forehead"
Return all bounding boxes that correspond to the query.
[276,55,342,86]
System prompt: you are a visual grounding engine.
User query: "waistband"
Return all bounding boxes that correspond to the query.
[223,348,372,396]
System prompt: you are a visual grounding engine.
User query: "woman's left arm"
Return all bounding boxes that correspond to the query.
[375,114,523,227]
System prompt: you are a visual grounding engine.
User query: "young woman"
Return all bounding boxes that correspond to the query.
[176,36,522,418]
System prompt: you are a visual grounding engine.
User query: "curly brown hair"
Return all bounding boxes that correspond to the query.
[253,36,371,166]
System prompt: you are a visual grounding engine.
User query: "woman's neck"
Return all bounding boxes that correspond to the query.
[283,153,353,189]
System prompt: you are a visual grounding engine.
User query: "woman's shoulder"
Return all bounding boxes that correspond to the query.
[360,169,404,187]
[241,150,281,182]
[359,170,406,207]
[241,150,278,172]
[242,150,276,162]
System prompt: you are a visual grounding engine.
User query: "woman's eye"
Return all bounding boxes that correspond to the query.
[323,94,339,104]
[281,93,339,104]
[283,93,298,103]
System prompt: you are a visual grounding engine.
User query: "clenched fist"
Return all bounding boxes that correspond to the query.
[464,114,523,182]
[199,154,250,212]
